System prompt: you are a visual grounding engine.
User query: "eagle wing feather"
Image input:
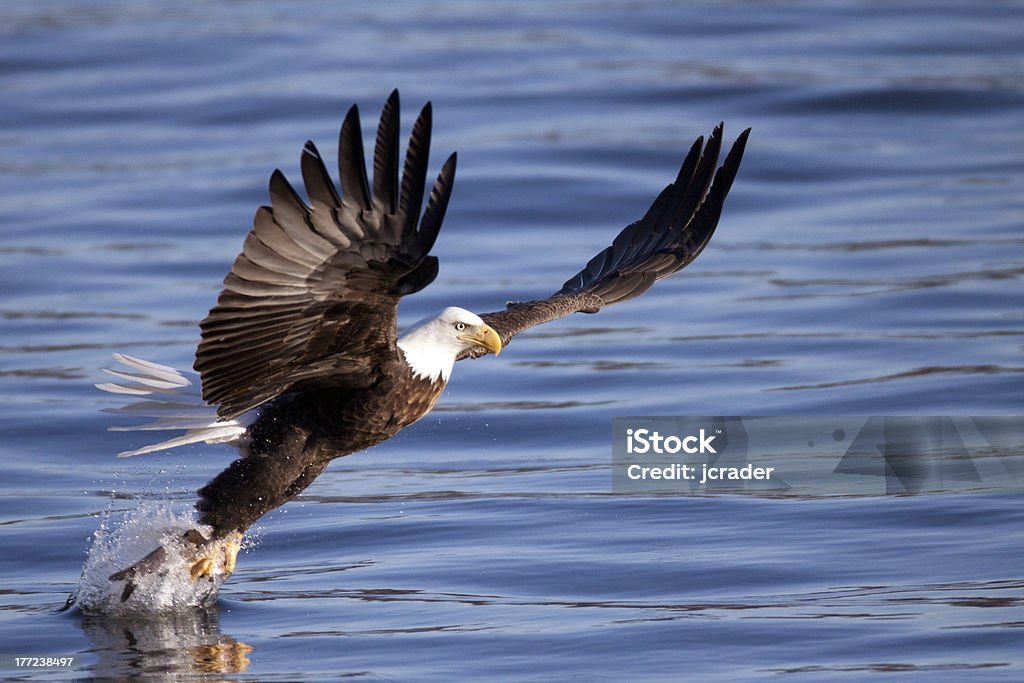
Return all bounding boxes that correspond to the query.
[460,125,750,359]
[196,91,456,419]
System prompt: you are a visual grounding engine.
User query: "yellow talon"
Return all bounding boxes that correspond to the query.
[188,531,243,581]
[190,557,214,581]
[223,537,241,575]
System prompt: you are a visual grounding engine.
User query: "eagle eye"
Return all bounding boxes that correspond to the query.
[454,322,467,331]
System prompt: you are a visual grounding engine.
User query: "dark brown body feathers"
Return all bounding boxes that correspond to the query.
[197,359,444,536]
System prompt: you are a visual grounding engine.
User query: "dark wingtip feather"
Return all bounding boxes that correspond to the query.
[416,151,457,257]
[399,101,434,239]
[719,127,751,196]
[268,169,307,211]
[301,140,341,207]
[675,136,704,185]
[338,104,372,209]
[665,123,723,231]
[662,126,751,271]
[373,90,401,213]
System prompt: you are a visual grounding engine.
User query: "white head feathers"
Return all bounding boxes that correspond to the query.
[398,307,492,382]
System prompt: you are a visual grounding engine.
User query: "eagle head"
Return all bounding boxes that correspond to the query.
[398,306,501,381]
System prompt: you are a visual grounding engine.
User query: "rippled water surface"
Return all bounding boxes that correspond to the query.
[2,1,1022,680]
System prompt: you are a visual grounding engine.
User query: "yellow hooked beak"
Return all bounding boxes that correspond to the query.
[460,322,502,356]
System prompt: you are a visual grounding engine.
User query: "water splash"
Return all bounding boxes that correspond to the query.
[73,503,230,615]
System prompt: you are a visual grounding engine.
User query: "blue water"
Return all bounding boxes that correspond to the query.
[2,1,1023,679]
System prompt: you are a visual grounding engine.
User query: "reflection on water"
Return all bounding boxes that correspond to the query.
[77,608,252,677]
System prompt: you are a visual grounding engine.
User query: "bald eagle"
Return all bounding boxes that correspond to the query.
[97,91,749,601]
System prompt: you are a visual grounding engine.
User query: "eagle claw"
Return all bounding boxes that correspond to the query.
[108,529,243,601]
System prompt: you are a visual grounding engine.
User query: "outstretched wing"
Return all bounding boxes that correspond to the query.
[196,90,457,419]
[460,124,749,360]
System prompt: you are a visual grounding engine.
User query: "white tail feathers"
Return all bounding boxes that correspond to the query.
[97,354,250,457]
